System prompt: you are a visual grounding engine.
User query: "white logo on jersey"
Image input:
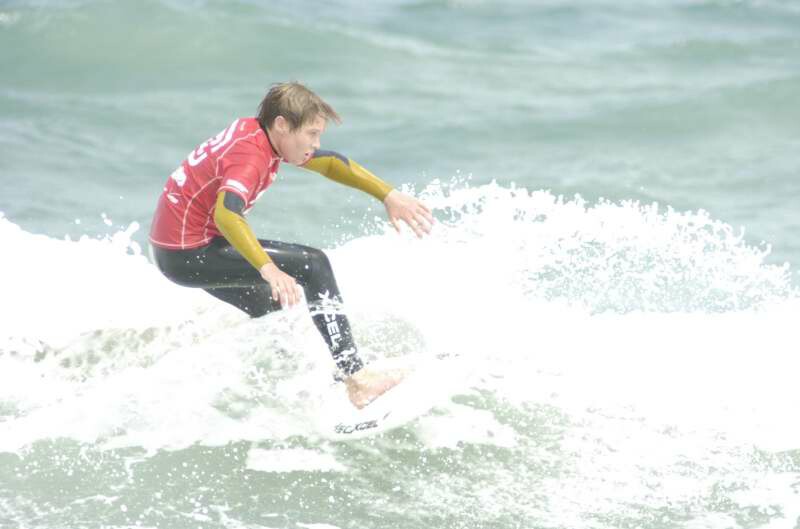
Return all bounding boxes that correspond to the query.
[170,166,187,187]
[187,119,240,167]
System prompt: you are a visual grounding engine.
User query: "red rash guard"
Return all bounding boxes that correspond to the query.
[149,117,280,250]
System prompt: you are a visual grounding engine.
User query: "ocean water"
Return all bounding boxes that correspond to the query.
[1,1,800,528]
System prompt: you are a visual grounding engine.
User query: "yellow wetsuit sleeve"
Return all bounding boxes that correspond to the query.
[302,150,393,201]
[213,191,272,270]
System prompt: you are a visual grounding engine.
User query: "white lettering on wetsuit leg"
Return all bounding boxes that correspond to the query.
[326,320,340,336]
[323,311,342,348]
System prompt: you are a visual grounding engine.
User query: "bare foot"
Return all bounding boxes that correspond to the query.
[344,367,408,409]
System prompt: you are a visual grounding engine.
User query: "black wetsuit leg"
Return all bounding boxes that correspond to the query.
[151,237,363,375]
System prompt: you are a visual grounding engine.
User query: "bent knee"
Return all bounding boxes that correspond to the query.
[306,247,333,274]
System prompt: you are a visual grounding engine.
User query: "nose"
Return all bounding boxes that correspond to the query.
[312,138,320,150]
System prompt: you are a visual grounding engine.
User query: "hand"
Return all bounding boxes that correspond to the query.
[383,189,434,238]
[259,262,301,308]
[344,367,408,409]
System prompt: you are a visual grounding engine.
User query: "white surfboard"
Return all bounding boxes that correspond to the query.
[316,354,463,440]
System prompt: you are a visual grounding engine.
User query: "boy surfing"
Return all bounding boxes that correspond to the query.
[149,82,433,408]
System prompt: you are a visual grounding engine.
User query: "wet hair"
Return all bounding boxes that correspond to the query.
[257,81,341,131]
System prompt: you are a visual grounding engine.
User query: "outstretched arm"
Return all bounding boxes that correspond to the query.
[302,150,393,200]
[302,150,434,237]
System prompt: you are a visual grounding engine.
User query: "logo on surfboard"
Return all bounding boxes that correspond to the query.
[334,420,378,434]
[333,412,392,435]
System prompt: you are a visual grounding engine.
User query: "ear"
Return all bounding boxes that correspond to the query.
[273,115,289,134]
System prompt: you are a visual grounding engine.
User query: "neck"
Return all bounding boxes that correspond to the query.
[265,127,283,159]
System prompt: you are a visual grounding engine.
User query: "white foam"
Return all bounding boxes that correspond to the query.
[0,181,797,458]
[415,403,517,449]
[0,215,212,346]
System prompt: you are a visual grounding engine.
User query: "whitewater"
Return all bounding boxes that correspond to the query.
[1,182,798,528]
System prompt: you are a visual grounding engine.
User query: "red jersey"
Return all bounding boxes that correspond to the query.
[149,117,281,249]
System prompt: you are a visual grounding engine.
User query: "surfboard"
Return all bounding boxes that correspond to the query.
[316,353,462,440]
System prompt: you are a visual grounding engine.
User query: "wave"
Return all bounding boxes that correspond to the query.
[0,182,797,456]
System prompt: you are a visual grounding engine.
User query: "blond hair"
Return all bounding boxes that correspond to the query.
[257,82,341,131]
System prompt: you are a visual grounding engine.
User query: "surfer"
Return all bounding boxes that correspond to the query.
[149,82,433,409]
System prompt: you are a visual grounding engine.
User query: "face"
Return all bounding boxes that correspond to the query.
[270,114,326,165]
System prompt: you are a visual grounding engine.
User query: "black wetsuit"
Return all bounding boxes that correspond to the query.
[152,238,363,376]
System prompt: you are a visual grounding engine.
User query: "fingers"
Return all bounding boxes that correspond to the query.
[417,200,433,216]
[389,200,434,238]
[406,215,425,238]
[414,209,433,234]
[276,283,300,308]
[270,274,300,308]
[401,210,433,238]
[417,203,434,225]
